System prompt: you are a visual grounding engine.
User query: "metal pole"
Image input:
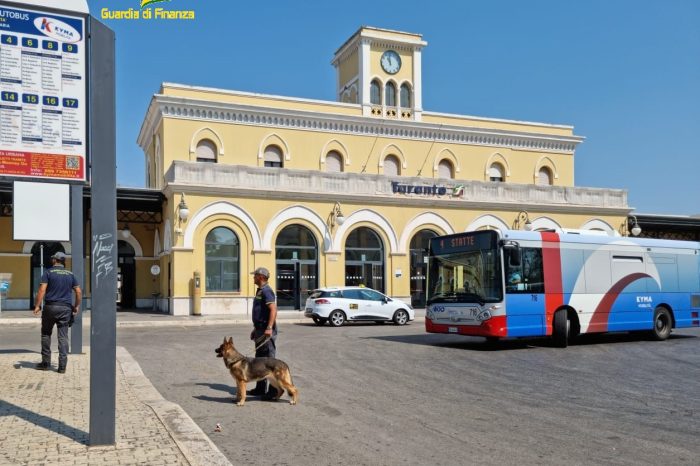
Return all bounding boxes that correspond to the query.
[88,16,117,446]
[70,185,84,354]
[39,243,44,311]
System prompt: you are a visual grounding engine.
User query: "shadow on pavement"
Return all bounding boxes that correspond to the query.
[368,331,697,351]
[366,334,532,351]
[193,394,235,404]
[570,332,696,346]
[195,382,233,394]
[13,360,42,369]
[0,349,36,355]
[194,382,237,403]
[0,399,88,444]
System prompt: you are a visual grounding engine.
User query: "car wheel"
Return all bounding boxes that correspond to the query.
[328,310,346,327]
[650,306,672,341]
[393,309,409,325]
[312,316,327,326]
[552,309,570,348]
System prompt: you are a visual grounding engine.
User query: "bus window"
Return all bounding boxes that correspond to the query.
[506,247,544,293]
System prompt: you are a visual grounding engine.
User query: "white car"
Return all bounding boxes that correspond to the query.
[304,287,414,327]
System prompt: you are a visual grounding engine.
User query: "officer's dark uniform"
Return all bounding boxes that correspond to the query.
[251,283,277,396]
[40,263,78,370]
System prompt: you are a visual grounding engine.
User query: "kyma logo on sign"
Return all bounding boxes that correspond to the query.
[34,17,80,43]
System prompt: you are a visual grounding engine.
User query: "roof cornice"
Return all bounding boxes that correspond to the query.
[332,26,427,66]
[139,94,583,154]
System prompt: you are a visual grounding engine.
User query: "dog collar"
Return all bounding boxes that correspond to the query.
[226,356,246,369]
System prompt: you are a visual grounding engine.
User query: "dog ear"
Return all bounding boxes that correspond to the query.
[227,336,233,344]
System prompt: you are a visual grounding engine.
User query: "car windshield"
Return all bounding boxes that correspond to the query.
[427,249,503,305]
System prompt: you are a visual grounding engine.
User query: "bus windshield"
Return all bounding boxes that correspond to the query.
[427,231,503,305]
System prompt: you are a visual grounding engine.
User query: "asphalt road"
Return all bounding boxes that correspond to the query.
[3,322,699,465]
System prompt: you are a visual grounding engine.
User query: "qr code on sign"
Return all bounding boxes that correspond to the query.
[66,156,80,169]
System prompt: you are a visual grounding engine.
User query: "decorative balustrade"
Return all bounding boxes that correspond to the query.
[165,161,627,209]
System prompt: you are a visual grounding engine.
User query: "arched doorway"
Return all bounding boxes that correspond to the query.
[345,227,384,292]
[275,225,318,310]
[117,240,135,309]
[30,242,65,308]
[410,229,437,308]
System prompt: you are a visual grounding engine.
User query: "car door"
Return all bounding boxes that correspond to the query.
[341,289,363,319]
[359,289,390,319]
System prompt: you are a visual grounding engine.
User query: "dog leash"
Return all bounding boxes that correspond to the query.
[254,335,271,351]
[235,335,271,359]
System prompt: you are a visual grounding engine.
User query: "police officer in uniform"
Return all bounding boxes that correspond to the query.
[33,252,81,373]
[248,267,279,399]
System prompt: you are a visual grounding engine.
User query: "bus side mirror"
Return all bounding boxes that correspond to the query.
[501,241,521,266]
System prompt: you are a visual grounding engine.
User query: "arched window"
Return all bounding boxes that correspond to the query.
[383,155,400,176]
[264,145,283,168]
[205,227,239,291]
[325,151,343,173]
[410,229,437,308]
[345,227,384,292]
[275,224,318,310]
[400,83,411,108]
[489,163,504,182]
[370,80,381,105]
[385,82,396,107]
[196,139,217,163]
[537,167,553,186]
[437,160,454,179]
[117,241,136,308]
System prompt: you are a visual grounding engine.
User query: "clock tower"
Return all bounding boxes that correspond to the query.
[332,27,427,121]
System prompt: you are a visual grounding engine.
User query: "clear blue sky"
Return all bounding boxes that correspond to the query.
[87,0,700,216]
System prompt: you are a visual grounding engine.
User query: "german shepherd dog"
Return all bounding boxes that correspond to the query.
[215,337,298,406]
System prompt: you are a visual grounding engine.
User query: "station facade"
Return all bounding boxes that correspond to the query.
[1,27,637,315]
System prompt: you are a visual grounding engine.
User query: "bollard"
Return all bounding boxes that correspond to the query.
[192,270,202,316]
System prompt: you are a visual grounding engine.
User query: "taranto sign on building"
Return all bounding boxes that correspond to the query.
[0,3,86,182]
[391,181,465,197]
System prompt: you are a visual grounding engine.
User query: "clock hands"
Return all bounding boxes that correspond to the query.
[381,51,400,73]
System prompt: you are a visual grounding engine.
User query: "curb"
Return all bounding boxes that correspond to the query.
[1,316,425,328]
[117,346,232,466]
[0,317,308,327]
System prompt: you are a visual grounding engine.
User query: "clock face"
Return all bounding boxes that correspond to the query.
[380,50,401,74]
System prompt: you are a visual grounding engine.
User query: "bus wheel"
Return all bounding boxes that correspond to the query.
[553,310,570,348]
[650,307,672,341]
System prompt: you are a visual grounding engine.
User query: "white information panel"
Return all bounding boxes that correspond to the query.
[0,3,86,182]
[13,181,70,241]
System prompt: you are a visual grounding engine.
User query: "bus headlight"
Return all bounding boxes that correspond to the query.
[476,310,492,322]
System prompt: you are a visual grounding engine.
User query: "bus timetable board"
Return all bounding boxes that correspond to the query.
[0,3,86,182]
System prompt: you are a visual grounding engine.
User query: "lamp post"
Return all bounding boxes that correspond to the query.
[629,215,642,237]
[176,193,189,235]
[120,224,131,239]
[328,202,345,232]
[513,211,532,231]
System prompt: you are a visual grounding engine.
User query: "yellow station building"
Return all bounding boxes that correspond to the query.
[1,27,632,315]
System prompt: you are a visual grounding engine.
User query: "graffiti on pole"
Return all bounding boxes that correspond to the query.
[92,233,114,287]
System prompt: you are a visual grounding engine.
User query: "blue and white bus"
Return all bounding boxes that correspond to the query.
[425,229,700,346]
